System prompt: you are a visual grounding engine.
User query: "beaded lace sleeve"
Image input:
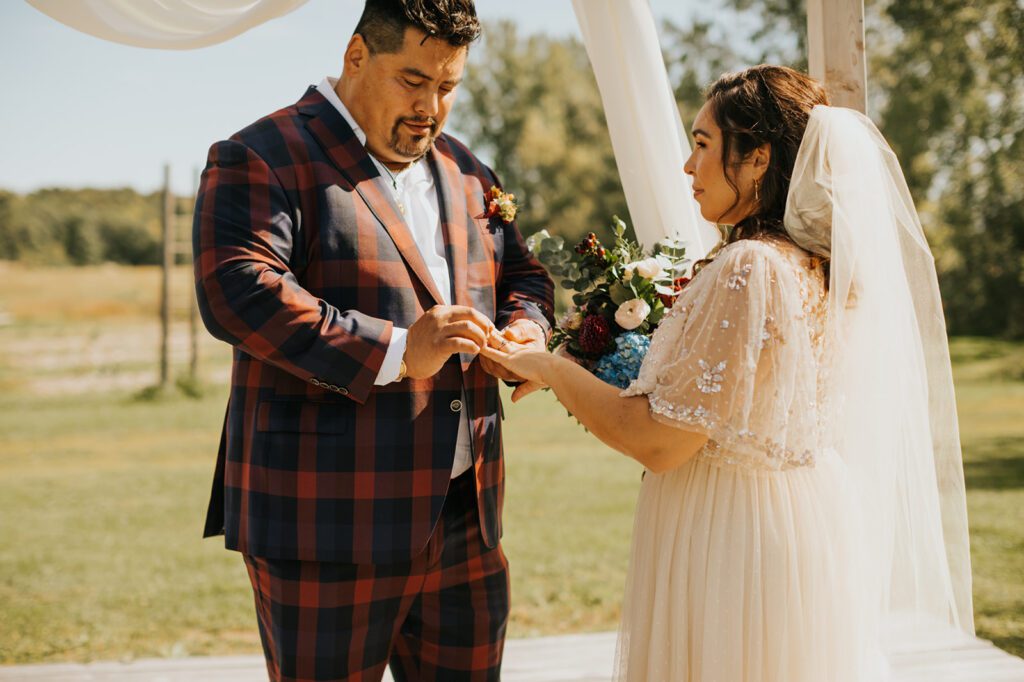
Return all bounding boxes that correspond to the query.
[622,240,824,469]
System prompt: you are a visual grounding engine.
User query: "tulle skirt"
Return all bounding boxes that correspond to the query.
[614,448,888,682]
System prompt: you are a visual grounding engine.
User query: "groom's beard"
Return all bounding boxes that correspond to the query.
[389,117,439,159]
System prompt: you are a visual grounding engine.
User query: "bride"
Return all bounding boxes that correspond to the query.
[483,64,972,681]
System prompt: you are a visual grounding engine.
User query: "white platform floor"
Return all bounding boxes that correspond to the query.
[3,619,1023,681]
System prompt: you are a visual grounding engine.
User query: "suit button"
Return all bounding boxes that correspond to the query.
[450,399,463,412]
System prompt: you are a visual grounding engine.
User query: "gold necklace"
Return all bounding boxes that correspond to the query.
[375,159,413,216]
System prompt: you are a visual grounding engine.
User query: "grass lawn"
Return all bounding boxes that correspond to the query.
[0,382,637,663]
[949,338,1024,658]
[0,263,1021,663]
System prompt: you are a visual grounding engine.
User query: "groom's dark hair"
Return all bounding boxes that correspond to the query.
[354,0,481,54]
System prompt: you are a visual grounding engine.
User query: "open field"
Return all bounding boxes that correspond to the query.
[0,263,1021,663]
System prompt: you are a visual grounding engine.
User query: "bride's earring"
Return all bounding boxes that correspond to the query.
[754,178,761,205]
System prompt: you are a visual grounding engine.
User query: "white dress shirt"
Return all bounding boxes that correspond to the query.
[317,77,473,479]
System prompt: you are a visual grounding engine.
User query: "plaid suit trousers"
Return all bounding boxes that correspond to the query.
[243,471,509,682]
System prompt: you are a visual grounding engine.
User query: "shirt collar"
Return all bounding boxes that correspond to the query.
[317,77,366,146]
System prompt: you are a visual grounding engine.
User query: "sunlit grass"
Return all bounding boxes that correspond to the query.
[0,263,1020,663]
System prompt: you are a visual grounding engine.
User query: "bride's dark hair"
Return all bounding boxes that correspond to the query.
[704,64,829,248]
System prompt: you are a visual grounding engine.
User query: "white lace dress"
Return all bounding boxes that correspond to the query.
[616,239,886,681]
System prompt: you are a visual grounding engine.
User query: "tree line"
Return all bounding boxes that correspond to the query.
[1,0,1020,337]
[0,188,190,266]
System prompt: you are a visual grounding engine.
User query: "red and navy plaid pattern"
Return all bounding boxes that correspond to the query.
[244,471,509,682]
[195,86,554,564]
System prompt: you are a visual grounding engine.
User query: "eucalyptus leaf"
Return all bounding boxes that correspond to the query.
[609,283,632,305]
[541,236,565,252]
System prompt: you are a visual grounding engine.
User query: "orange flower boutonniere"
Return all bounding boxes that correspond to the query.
[484,186,517,223]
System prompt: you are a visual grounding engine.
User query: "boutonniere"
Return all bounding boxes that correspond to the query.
[484,186,517,223]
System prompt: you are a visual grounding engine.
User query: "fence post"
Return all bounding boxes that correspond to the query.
[160,163,173,388]
[188,166,200,381]
[807,0,868,113]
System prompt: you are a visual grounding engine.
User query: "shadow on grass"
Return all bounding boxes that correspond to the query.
[964,437,1024,491]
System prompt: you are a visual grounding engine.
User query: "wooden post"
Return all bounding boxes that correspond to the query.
[807,0,868,113]
[188,167,200,381]
[160,163,173,388]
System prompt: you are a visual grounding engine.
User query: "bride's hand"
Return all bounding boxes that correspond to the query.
[479,342,554,402]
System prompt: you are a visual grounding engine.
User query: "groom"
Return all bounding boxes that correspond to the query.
[193,1,554,679]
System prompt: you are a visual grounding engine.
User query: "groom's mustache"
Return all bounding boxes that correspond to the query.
[394,117,438,137]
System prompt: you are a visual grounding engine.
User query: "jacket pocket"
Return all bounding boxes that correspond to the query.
[255,399,352,434]
[474,215,503,235]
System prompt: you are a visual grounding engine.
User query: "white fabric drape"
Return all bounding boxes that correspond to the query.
[571,0,719,257]
[26,0,310,50]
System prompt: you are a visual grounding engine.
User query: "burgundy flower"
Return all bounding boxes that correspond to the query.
[658,276,692,308]
[578,314,613,355]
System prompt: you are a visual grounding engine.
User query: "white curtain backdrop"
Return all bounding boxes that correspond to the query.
[26,0,718,258]
[26,0,310,50]
[572,0,719,256]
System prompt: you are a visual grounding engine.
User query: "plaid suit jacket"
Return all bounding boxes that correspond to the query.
[195,86,554,564]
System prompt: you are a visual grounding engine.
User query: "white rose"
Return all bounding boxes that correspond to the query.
[635,257,665,280]
[615,298,651,330]
[621,264,636,282]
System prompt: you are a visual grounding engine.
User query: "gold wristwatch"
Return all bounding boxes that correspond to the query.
[397,357,408,382]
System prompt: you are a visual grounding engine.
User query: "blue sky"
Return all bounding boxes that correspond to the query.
[0,1,698,195]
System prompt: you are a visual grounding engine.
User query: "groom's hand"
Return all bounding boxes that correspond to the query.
[481,319,546,384]
[404,305,495,380]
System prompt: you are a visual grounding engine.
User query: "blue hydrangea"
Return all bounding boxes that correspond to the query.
[594,332,651,389]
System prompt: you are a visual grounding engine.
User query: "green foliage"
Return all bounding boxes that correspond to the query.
[454,21,631,247]
[530,219,688,360]
[662,1,804,126]
[99,219,161,265]
[869,0,1024,338]
[0,187,173,266]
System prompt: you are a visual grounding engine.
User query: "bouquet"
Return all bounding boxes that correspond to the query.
[527,217,690,388]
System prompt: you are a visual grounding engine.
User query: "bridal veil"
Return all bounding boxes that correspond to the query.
[785,105,973,633]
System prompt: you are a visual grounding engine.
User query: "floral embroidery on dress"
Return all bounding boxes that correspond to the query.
[696,359,726,394]
[720,319,731,329]
[727,263,753,290]
[648,395,816,471]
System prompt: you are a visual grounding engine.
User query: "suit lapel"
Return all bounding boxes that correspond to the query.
[430,138,477,373]
[429,138,471,311]
[299,88,446,307]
